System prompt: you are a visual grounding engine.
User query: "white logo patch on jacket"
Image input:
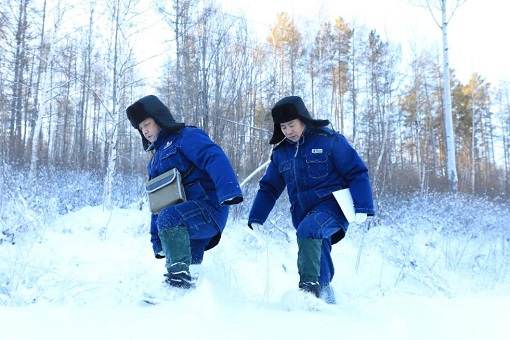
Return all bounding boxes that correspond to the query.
[311,149,323,154]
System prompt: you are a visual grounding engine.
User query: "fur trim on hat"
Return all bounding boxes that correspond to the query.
[126,101,150,128]
[269,96,329,144]
[126,95,185,150]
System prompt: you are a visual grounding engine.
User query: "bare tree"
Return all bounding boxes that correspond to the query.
[102,0,140,209]
[363,30,398,196]
[9,0,31,161]
[158,0,201,120]
[413,0,466,192]
[28,0,67,181]
[497,82,510,195]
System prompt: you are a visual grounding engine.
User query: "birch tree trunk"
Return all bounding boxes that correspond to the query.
[414,0,464,191]
[102,0,122,210]
[440,0,458,192]
[102,0,139,209]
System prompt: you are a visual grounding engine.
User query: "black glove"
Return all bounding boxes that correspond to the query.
[248,223,263,232]
[222,196,243,206]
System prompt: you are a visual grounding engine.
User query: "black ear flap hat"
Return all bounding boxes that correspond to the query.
[269,96,329,144]
[126,95,185,150]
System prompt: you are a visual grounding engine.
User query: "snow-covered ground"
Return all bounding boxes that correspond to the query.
[1,179,509,339]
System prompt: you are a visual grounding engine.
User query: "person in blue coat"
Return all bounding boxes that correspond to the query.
[248,96,374,302]
[127,95,243,289]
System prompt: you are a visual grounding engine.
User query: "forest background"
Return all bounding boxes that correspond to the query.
[1,0,509,220]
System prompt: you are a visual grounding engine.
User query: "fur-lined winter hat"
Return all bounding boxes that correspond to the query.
[126,95,185,150]
[269,96,329,144]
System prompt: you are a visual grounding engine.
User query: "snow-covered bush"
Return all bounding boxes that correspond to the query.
[349,192,510,296]
[1,164,143,245]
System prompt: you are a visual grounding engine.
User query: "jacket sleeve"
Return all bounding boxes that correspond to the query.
[331,134,375,216]
[150,213,163,255]
[248,159,286,225]
[180,128,243,205]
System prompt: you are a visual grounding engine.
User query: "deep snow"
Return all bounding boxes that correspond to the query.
[1,192,509,340]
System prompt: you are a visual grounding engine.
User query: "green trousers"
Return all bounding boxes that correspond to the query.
[297,238,322,283]
[158,226,191,274]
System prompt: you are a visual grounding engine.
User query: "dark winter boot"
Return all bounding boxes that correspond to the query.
[163,271,195,289]
[297,238,322,298]
[298,281,321,298]
[158,226,194,289]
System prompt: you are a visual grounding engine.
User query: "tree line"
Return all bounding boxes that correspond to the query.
[1,0,508,204]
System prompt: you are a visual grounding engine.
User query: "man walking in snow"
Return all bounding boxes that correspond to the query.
[127,95,243,289]
[248,96,374,303]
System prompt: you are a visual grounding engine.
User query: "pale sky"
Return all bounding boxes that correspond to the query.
[221,0,510,86]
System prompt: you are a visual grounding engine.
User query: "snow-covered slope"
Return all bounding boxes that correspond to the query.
[1,192,509,339]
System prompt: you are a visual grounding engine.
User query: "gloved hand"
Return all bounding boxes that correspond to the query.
[354,213,367,224]
[155,250,165,259]
[222,196,243,205]
[248,223,264,232]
